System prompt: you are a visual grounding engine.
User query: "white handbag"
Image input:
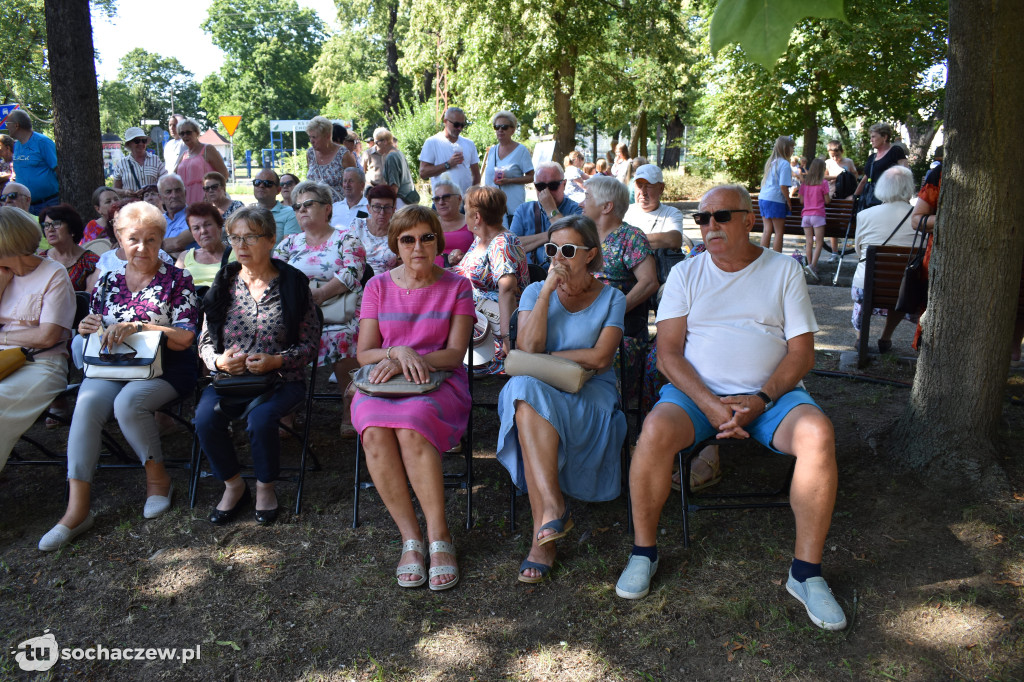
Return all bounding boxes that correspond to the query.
[84,330,164,380]
[312,279,358,325]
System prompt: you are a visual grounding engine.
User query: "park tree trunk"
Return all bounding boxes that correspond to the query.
[904,110,942,164]
[889,0,1024,493]
[662,112,685,168]
[44,0,103,220]
[629,107,648,159]
[551,50,577,163]
[800,101,818,161]
[826,99,851,151]
[383,0,401,114]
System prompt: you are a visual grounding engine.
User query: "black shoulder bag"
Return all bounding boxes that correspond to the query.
[894,215,930,314]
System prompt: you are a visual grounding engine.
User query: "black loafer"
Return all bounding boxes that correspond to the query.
[208,487,252,525]
[254,506,280,526]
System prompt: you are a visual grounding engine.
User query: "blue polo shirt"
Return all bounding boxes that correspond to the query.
[509,196,583,264]
[13,132,59,200]
[270,201,300,243]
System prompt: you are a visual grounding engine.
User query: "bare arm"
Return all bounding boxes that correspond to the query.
[310,276,349,305]
[162,231,194,256]
[496,274,518,340]
[204,144,229,179]
[646,230,683,250]
[654,315,733,429]
[550,324,622,371]
[470,163,481,187]
[2,321,67,349]
[911,197,936,233]
[518,231,550,254]
[625,255,659,312]
[419,160,447,181]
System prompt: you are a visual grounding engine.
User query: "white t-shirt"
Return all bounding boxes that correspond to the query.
[482,143,534,215]
[657,249,818,395]
[419,132,480,193]
[164,139,186,172]
[852,201,917,289]
[331,196,369,231]
[624,202,684,238]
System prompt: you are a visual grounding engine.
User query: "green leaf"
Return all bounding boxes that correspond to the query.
[710,0,846,70]
[216,640,241,651]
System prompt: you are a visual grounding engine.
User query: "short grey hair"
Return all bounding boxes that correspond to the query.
[434,172,463,197]
[158,173,184,191]
[874,166,916,204]
[584,175,629,220]
[176,118,200,134]
[6,110,31,130]
[701,184,753,211]
[491,110,519,129]
[535,161,565,180]
[443,107,466,121]
[306,116,333,138]
[548,215,604,273]
[343,166,366,184]
[372,127,394,143]
[226,205,277,241]
[293,180,333,206]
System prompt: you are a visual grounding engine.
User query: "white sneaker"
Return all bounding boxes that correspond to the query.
[827,252,841,264]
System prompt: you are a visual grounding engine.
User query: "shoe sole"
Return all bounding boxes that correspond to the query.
[616,584,650,599]
[786,583,847,630]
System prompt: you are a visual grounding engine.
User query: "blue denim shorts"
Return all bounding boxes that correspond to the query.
[655,384,821,453]
[758,198,789,219]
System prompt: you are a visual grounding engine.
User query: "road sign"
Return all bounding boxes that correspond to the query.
[0,103,21,130]
[219,115,242,136]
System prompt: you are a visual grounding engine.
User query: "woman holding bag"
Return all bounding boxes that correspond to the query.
[496,215,626,583]
[195,206,321,525]
[39,201,198,551]
[274,181,366,436]
[0,207,76,473]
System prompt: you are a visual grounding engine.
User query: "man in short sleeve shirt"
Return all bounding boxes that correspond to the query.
[418,107,480,193]
[623,164,691,251]
[6,110,58,214]
[614,184,846,632]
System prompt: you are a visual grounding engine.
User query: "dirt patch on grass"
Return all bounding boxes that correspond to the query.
[2,367,1023,680]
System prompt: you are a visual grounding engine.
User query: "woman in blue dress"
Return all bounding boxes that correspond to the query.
[496,215,626,583]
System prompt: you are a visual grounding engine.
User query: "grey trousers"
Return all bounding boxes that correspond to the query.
[67,377,179,482]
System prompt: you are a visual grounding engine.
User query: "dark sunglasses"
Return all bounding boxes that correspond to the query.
[544,242,588,259]
[692,209,750,225]
[202,184,221,192]
[493,124,512,131]
[1,192,23,202]
[280,181,296,189]
[296,199,327,210]
[398,232,438,246]
[99,341,138,363]
[129,139,148,145]
[447,120,467,129]
[252,179,278,188]
[534,180,563,192]
[432,193,458,203]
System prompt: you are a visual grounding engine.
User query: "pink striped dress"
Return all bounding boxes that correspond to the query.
[350,269,476,454]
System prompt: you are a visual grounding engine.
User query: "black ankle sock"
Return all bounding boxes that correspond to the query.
[631,545,658,562]
[790,558,821,582]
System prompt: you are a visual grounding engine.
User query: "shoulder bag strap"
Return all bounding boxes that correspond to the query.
[127,157,142,190]
[858,206,914,263]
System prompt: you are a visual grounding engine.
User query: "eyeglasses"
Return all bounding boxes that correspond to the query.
[534,180,563,193]
[692,209,750,225]
[280,181,296,189]
[227,234,265,246]
[99,341,138,363]
[544,242,589,259]
[493,124,512,131]
[296,199,327,211]
[1,192,22,203]
[129,139,148,145]
[202,184,221,192]
[369,204,395,214]
[431,193,458,203]
[40,220,63,230]
[252,179,278,188]
[398,232,437,246]
[446,120,467,129]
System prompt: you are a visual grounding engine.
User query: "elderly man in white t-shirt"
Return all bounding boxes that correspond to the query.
[614,184,846,632]
[418,107,480,193]
[623,164,692,252]
[330,166,369,230]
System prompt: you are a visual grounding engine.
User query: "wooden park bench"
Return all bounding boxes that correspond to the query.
[857,244,915,368]
[751,195,857,285]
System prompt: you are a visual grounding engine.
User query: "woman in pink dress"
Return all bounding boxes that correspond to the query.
[430,173,474,266]
[176,118,229,206]
[351,205,475,592]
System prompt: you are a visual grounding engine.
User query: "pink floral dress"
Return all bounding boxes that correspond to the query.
[274,229,366,365]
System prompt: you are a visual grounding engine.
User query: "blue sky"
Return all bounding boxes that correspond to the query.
[90,0,340,83]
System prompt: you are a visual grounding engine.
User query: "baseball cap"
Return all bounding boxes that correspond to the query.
[634,164,664,184]
[123,127,147,143]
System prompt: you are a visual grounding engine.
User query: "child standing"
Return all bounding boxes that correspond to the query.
[799,157,831,281]
[758,136,794,252]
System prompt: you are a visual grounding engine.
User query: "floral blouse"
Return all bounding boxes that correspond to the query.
[273,229,366,294]
[43,249,99,292]
[594,222,653,296]
[80,220,106,245]
[306,147,346,202]
[91,262,198,332]
[346,219,398,276]
[198,272,320,383]
[454,231,529,302]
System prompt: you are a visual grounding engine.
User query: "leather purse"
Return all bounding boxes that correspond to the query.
[894,221,929,315]
[211,371,283,419]
[503,349,595,393]
[349,363,450,397]
[312,279,358,325]
[0,347,29,381]
[84,330,164,380]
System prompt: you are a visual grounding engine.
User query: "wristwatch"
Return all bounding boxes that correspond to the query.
[136,322,144,334]
[549,208,560,219]
[444,161,451,170]
[755,391,774,411]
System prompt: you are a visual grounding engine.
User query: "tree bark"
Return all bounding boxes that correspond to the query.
[383,0,401,114]
[662,112,685,168]
[801,102,818,161]
[629,107,648,159]
[889,0,1024,493]
[551,50,577,163]
[44,0,104,220]
[904,111,942,164]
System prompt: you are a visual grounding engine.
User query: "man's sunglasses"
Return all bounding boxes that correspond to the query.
[544,242,589,259]
[446,120,467,129]
[1,192,23,202]
[534,180,563,193]
[432,193,458,203]
[398,232,437,246]
[493,124,512,131]
[252,179,278,188]
[692,209,750,225]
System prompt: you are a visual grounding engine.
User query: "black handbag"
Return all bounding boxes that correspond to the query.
[211,371,283,419]
[894,219,929,315]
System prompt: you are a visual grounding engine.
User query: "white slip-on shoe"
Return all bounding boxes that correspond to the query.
[144,483,175,519]
[786,569,848,630]
[39,513,95,552]
[615,554,659,599]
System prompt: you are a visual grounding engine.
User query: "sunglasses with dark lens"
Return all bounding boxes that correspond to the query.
[493,124,512,131]
[398,232,438,246]
[99,341,138,363]
[1,192,22,202]
[252,179,278,188]
[203,184,221,192]
[280,181,296,189]
[534,180,563,192]
[432,193,457,203]
[447,120,466,129]
[544,242,587,259]
[692,209,751,225]
[296,199,327,210]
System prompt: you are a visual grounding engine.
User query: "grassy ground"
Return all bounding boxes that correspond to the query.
[1,354,1022,680]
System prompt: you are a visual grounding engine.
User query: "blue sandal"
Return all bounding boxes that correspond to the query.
[518,559,552,584]
[536,506,573,546]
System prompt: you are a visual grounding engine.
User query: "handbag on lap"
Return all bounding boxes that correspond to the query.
[83,330,164,381]
[349,363,450,397]
[503,349,595,394]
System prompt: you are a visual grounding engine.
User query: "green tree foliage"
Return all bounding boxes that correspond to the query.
[199,0,327,154]
[97,48,205,136]
[1,0,52,120]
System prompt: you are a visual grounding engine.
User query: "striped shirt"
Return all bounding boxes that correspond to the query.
[112,153,167,191]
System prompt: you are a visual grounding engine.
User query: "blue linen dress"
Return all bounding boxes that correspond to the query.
[496,281,627,502]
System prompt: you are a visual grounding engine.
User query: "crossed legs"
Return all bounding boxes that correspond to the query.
[514,401,568,579]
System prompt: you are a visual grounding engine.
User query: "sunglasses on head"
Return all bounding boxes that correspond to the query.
[398,232,437,246]
[692,209,750,225]
[534,180,563,193]
[493,124,512,131]
[252,179,278,188]
[432,193,457,203]
[544,242,588,259]
[447,120,466,129]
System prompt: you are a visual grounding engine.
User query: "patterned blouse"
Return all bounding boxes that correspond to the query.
[43,249,99,292]
[91,262,198,332]
[594,222,653,296]
[80,220,107,245]
[454,231,529,302]
[198,272,320,383]
[273,229,366,296]
[306,147,346,202]
[347,219,397,276]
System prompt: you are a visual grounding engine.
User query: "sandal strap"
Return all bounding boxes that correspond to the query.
[401,538,425,554]
[428,540,456,556]
[429,565,458,578]
[396,563,425,577]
